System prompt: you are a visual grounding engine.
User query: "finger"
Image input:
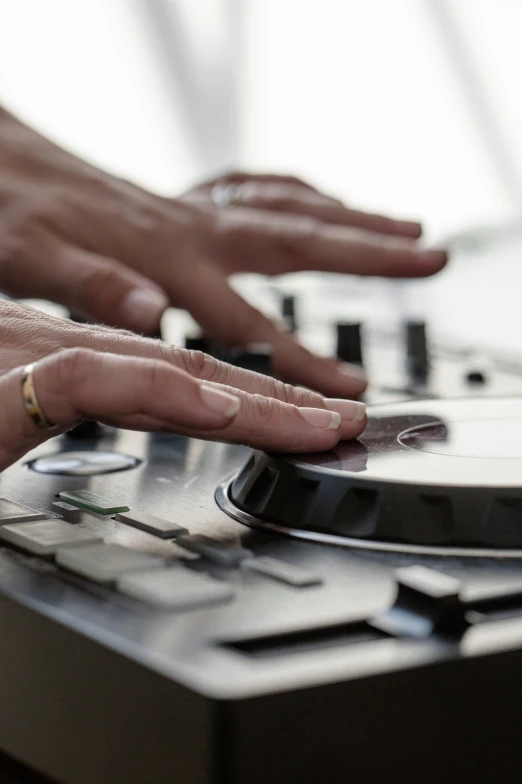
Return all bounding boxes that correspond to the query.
[98,377,367,447]
[213,209,447,277]
[0,349,240,467]
[226,182,422,238]
[34,309,367,437]
[1,230,168,334]
[0,349,362,468]
[168,260,369,398]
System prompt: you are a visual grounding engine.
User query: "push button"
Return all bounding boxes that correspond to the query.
[57,489,129,515]
[241,556,323,587]
[117,568,235,610]
[0,520,103,556]
[115,511,188,539]
[0,498,47,524]
[56,542,165,583]
[176,535,253,567]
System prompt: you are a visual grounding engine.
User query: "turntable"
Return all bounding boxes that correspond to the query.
[221,396,522,553]
[2,335,522,783]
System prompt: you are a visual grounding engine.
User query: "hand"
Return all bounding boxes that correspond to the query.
[0,301,367,471]
[0,107,447,398]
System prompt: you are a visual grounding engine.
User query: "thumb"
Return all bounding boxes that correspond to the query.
[11,233,169,334]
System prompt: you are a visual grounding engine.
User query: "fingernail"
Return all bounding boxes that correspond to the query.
[199,383,240,417]
[325,398,366,422]
[338,363,368,383]
[415,248,448,265]
[298,407,341,430]
[121,288,169,333]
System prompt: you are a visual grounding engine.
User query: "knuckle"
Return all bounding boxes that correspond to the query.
[246,393,280,429]
[291,216,320,240]
[165,347,209,378]
[51,347,94,388]
[279,381,323,408]
[275,217,319,269]
[140,358,166,397]
[0,224,35,289]
[128,199,164,234]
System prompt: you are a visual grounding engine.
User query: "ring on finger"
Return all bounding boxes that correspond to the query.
[210,182,244,208]
[21,363,57,430]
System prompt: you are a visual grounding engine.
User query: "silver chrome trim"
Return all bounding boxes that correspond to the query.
[215,475,522,560]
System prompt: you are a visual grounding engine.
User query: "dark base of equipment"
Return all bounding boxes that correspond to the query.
[0,752,53,784]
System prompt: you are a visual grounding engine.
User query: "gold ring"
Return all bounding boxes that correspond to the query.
[21,363,57,430]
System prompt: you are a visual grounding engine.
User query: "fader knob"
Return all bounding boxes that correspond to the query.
[336,322,364,366]
[185,332,212,353]
[406,321,429,381]
[227,344,274,376]
[281,295,298,332]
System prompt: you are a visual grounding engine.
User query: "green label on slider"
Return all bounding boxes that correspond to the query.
[58,489,129,515]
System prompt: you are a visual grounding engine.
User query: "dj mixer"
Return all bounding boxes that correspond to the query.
[2,304,522,784]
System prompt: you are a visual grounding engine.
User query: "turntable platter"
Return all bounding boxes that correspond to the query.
[221,398,522,549]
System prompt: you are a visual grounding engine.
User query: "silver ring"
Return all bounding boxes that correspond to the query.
[210,182,243,208]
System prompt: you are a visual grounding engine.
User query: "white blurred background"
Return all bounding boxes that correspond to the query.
[1,0,521,352]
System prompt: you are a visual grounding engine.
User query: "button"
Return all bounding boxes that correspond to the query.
[227,344,274,376]
[371,566,465,639]
[176,535,253,567]
[56,543,165,583]
[117,568,236,610]
[57,489,129,515]
[0,520,103,556]
[0,498,47,524]
[115,511,188,539]
[241,556,323,587]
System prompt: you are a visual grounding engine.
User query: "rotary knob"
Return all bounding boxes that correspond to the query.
[335,322,364,366]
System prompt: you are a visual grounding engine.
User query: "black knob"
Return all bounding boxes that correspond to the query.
[466,369,487,385]
[185,332,212,353]
[68,311,91,324]
[281,295,297,332]
[405,321,429,381]
[336,322,364,366]
[227,343,274,376]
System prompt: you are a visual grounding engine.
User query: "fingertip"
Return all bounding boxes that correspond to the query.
[413,248,449,275]
[339,411,368,441]
[324,398,366,422]
[297,407,341,430]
